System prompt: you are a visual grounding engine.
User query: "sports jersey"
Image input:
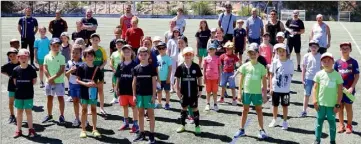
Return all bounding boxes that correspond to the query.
[65,59,84,84]
[334,58,360,91]
[174,62,203,97]
[1,62,20,92]
[11,65,37,99]
[132,64,157,96]
[76,64,101,100]
[93,46,107,66]
[115,61,137,95]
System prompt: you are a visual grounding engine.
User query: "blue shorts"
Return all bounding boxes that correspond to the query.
[157,81,171,91]
[69,83,81,98]
[220,72,236,88]
[341,93,355,104]
[304,79,314,97]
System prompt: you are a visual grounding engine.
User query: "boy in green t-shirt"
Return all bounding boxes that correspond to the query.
[233,44,268,140]
[313,52,343,144]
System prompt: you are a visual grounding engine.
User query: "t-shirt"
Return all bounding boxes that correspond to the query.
[233,28,247,48]
[121,15,134,39]
[302,53,321,80]
[115,61,137,95]
[246,16,264,39]
[314,70,343,107]
[270,59,294,93]
[34,37,50,59]
[285,19,305,40]
[174,63,203,97]
[244,56,268,69]
[71,30,87,41]
[259,43,273,65]
[92,46,107,67]
[218,13,236,35]
[266,21,283,45]
[76,64,101,100]
[44,53,66,83]
[203,55,220,80]
[11,65,37,99]
[157,55,172,81]
[126,27,144,48]
[1,62,20,92]
[174,16,187,34]
[132,64,157,96]
[195,30,211,48]
[334,58,360,91]
[109,38,117,54]
[167,38,179,60]
[18,16,38,39]
[110,51,123,70]
[238,62,267,94]
[81,17,98,39]
[65,59,84,85]
[48,18,68,38]
[220,53,239,73]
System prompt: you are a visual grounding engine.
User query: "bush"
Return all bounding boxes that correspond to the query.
[190,1,215,15]
[168,6,188,15]
[237,6,252,16]
[136,2,143,12]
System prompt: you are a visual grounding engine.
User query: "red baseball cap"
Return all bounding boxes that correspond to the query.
[340,42,352,49]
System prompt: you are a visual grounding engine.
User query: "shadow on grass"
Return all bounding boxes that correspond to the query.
[102,113,124,121]
[155,116,225,126]
[182,130,232,143]
[287,127,328,138]
[290,102,314,108]
[335,119,358,126]
[96,102,112,107]
[247,135,299,144]
[89,134,131,143]
[353,131,361,137]
[23,123,55,132]
[24,135,62,144]
[32,105,44,112]
[217,109,242,116]
[291,80,303,84]
[144,131,170,140]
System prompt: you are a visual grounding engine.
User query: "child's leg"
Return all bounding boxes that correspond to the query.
[73,98,80,120]
[47,96,54,116]
[25,109,33,129]
[338,104,345,126]
[180,107,188,126]
[192,108,200,127]
[326,107,336,142]
[231,88,236,100]
[39,65,43,82]
[97,82,104,110]
[157,91,162,104]
[221,87,226,99]
[188,106,194,117]
[315,106,326,142]
[255,105,264,129]
[240,105,250,128]
[198,56,203,67]
[302,96,310,112]
[206,92,211,104]
[9,97,15,116]
[16,109,24,131]
[345,103,353,126]
[58,96,65,116]
[123,106,129,123]
[212,80,218,104]
[148,108,155,133]
[138,108,145,132]
[165,91,170,104]
[131,106,138,122]
[90,105,97,130]
[272,106,278,120]
[282,106,288,120]
[81,104,88,131]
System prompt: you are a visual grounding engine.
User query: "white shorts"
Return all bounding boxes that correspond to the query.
[45,83,65,96]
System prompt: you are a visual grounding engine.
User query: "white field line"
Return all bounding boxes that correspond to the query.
[340,22,361,55]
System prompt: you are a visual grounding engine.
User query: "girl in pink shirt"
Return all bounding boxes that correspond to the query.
[259,33,273,91]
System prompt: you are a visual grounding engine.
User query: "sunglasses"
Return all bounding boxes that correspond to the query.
[184,53,193,56]
[158,47,166,50]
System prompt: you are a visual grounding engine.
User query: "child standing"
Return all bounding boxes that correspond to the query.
[155,42,172,109]
[175,47,203,134]
[1,48,19,124]
[109,39,126,104]
[167,27,181,92]
[206,28,217,49]
[233,19,247,64]
[300,40,321,117]
[268,43,294,130]
[115,45,139,133]
[334,42,359,134]
[259,33,273,92]
[203,43,221,111]
[34,26,50,88]
[195,20,211,66]
[218,41,239,105]
[42,38,66,124]
[125,17,144,55]
[10,39,20,50]
[60,32,72,63]
[76,48,102,138]
[109,26,122,54]
[214,28,227,56]
[132,47,157,143]
[65,46,84,127]
[313,52,343,144]
[12,49,37,137]
[233,45,268,139]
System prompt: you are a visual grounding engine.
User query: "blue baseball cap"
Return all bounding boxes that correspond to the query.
[51,38,61,44]
[207,43,217,50]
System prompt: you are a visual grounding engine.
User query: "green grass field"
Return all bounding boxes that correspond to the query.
[1,17,361,144]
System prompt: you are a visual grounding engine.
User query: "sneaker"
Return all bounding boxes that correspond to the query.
[204,104,210,111]
[268,119,277,127]
[217,97,225,103]
[148,133,156,144]
[42,115,53,123]
[213,104,219,112]
[195,126,201,134]
[79,131,87,138]
[59,115,65,124]
[72,119,80,127]
[28,128,36,138]
[109,98,118,104]
[131,125,139,133]
[164,103,170,110]
[233,129,246,138]
[297,65,302,72]
[154,103,162,109]
[8,115,15,124]
[92,130,101,138]
[299,111,307,118]
[337,125,345,133]
[232,99,237,106]
[188,116,194,124]
[100,109,108,115]
[176,126,185,133]
[346,125,353,134]
[40,81,45,88]
[281,121,289,130]
[14,130,22,138]
[66,97,73,102]
[118,124,129,131]
[258,130,268,139]
[133,132,145,142]
[109,89,114,93]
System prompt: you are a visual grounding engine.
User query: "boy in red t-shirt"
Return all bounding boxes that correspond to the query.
[125,17,144,55]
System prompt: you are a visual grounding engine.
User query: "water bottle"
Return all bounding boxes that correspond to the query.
[89,87,98,100]
[343,88,355,102]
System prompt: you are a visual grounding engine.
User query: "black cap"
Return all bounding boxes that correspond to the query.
[7,48,18,56]
[156,42,167,48]
[51,38,61,44]
[263,32,270,37]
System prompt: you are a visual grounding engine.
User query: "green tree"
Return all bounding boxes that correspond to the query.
[191,1,214,15]
[1,1,15,13]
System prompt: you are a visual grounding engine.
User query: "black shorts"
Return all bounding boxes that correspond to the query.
[287,38,301,54]
[224,34,233,42]
[180,95,198,108]
[272,92,290,107]
[99,70,105,82]
[318,48,327,54]
[234,45,244,55]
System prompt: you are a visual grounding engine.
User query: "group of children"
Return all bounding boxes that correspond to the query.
[1,17,359,144]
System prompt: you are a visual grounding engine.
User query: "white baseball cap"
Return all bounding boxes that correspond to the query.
[18,49,30,57]
[182,47,194,55]
[276,32,285,38]
[316,14,323,18]
[274,43,287,50]
[321,52,334,61]
[153,36,162,42]
[247,43,259,53]
[211,28,217,32]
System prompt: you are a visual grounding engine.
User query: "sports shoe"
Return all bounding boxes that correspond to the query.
[258,130,268,139]
[299,111,307,117]
[346,125,353,134]
[109,89,114,93]
[72,119,80,127]
[42,115,53,123]
[154,103,162,109]
[66,97,73,102]
[92,130,101,138]
[268,119,277,127]
[204,104,210,111]
[100,109,107,115]
[281,121,289,130]
[188,116,194,124]
[14,130,22,138]
[148,132,156,144]
[133,132,145,142]
[297,65,302,72]
[118,124,129,131]
[40,81,45,88]
[59,115,65,124]
[176,126,185,133]
[131,125,139,133]
[232,99,237,106]
[337,125,345,133]
[195,126,201,134]
[213,104,219,112]
[79,131,87,138]
[164,103,170,110]
[217,97,225,103]
[233,129,246,138]
[109,98,118,104]
[28,128,36,138]
[8,115,16,124]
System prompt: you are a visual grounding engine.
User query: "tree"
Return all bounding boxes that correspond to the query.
[1,1,15,13]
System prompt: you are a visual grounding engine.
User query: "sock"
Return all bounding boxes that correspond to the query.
[180,110,187,126]
[123,117,128,125]
[214,103,217,106]
[133,120,138,126]
[193,111,200,127]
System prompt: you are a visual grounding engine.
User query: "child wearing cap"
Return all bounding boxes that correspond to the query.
[109,39,126,104]
[175,47,203,134]
[334,42,359,134]
[268,43,294,130]
[300,40,321,117]
[132,47,157,143]
[115,45,139,133]
[42,38,66,124]
[155,42,172,110]
[273,32,290,60]
[233,19,247,64]
[195,19,211,66]
[167,27,181,92]
[125,17,144,55]
[65,45,84,127]
[109,26,122,54]
[34,26,50,88]
[203,43,221,111]
[10,39,20,50]
[1,48,20,124]
[12,49,37,138]
[206,28,217,50]
[313,52,343,144]
[234,44,268,139]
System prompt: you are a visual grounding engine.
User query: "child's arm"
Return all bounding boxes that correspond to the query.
[52,65,65,80]
[152,76,157,102]
[203,61,207,83]
[166,65,172,84]
[1,65,9,77]
[337,83,343,106]
[132,77,137,98]
[175,78,181,99]
[109,57,115,72]
[44,65,51,79]
[269,73,274,94]
[301,64,306,84]
[349,74,359,93]
[65,65,76,78]
[262,75,267,103]
[312,82,319,110]
[237,74,244,102]
[34,48,38,64]
[76,77,90,87]
[32,78,37,85]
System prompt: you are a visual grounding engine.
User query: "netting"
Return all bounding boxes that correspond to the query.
[338,11,351,22]
[280,10,306,21]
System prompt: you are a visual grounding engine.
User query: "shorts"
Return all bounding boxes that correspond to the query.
[81,99,97,105]
[119,95,136,106]
[197,48,208,57]
[304,79,314,97]
[220,72,236,88]
[180,95,198,108]
[37,59,44,65]
[234,45,245,55]
[136,95,154,109]
[248,37,261,45]
[99,71,104,82]
[224,34,234,42]
[45,83,65,96]
[112,74,117,85]
[272,92,290,107]
[287,38,301,54]
[69,83,81,98]
[341,93,355,104]
[15,99,33,109]
[318,48,327,54]
[157,81,171,91]
[242,93,263,106]
[206,79,218,93]
[8,91,15,97]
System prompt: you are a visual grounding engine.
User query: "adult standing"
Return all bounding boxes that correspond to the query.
[246,8,264,45]
[48,10,68,38]
[310,14,331,54]
[265,10,285,45]
[120,4,134,39]
[172,8,186,35]
[81,9,98,46]
[218,3,236,42]
[285,10,305,72]
[18,7,38,68]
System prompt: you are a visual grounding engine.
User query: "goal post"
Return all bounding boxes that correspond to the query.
[280,10,306,21]
[338,11,351,22]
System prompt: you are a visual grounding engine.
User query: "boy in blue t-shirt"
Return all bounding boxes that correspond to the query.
[155,42,172,109]
[34,26,50,88]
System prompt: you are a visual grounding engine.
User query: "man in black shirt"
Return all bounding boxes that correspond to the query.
[265,10,285,45]
[81,9,98,46]
[48,10,68,38]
